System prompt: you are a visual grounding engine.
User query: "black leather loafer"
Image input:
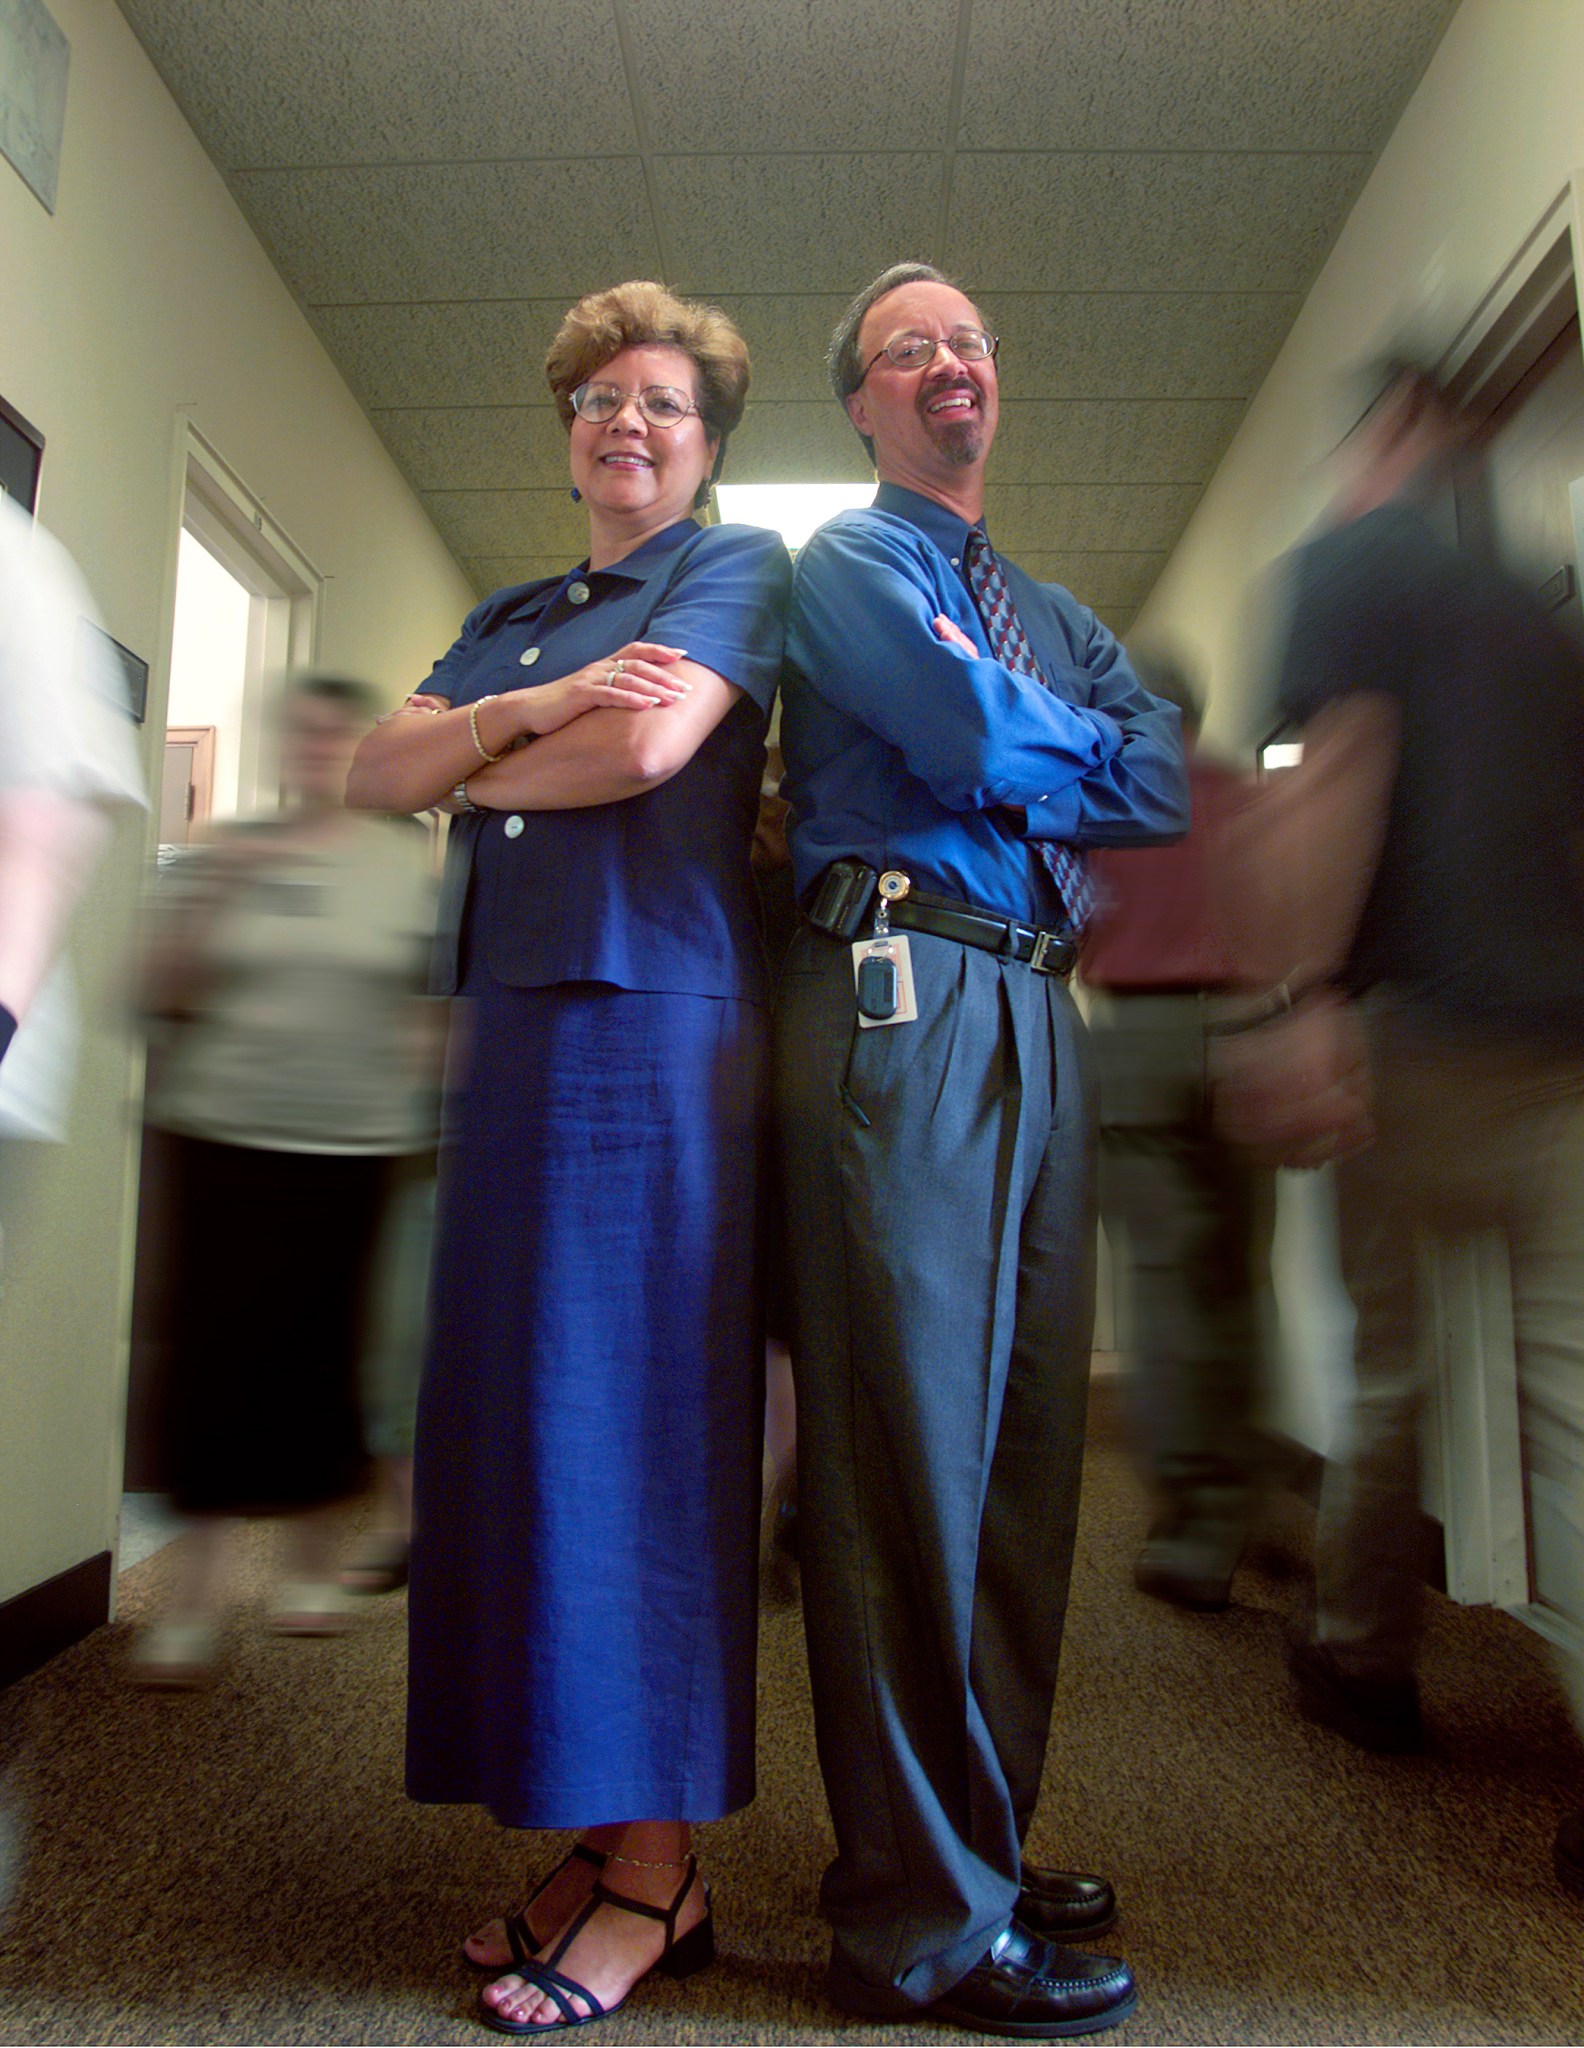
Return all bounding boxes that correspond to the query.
[1016,1863,1117,1940]
[931,1922,1137,2038]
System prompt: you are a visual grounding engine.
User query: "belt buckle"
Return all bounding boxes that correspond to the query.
[1029,928,1073,978]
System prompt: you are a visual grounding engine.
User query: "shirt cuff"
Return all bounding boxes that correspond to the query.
[1019,789,1080,840]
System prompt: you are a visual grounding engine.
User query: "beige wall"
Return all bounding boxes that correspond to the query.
[0,0,473,1607]
[1134,0,1584,740]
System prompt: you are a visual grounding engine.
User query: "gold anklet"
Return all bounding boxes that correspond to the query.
[605,1852,691,1870]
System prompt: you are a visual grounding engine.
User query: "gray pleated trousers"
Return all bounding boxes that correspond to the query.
[773,923,1097,2012]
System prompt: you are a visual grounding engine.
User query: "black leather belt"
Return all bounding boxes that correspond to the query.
[889,892,1078,979]
[803,860,1077,979]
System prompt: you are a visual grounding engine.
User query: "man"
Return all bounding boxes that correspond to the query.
[1081,651,1271,1612]
[775,263,1187,2035]
[1269,357,1584,1896]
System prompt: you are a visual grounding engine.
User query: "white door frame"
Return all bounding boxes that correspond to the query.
[148,417,324,823]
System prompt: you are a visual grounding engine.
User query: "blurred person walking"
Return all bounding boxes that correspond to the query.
[347,282,789,2034]
[136,674,437,1681]
[1082,652,1273,1612]
[1262,356,1584,1895]
[0,494,145,1920]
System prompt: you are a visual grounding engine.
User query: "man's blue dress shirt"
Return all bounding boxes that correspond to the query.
[782,483,1187,922]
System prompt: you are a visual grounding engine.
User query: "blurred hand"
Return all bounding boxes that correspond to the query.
[1212,988,1375,1171]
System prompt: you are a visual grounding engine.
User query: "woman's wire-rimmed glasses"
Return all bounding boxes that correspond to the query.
[571,382,704,428]
[856,326,999,389]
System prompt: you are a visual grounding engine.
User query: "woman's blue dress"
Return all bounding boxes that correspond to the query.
[405,520,790,1826]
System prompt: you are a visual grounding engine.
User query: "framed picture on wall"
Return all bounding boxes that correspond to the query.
[0,393,44,512]
[83,622,150,725]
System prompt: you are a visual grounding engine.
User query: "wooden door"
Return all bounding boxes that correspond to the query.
[160,725,217,845]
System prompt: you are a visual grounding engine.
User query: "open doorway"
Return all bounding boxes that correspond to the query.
[158,531,248,844]
[154,444,321,854]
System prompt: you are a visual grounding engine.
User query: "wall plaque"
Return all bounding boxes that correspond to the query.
[0,0,69,213]
[0,394,44,511]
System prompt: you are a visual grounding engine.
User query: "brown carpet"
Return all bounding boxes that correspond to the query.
[1,1386,1580,2046]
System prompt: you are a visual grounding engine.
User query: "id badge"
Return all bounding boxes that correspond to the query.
[851,934,919,1029]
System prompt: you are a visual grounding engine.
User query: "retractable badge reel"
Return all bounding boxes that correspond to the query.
[853,871,919,1028]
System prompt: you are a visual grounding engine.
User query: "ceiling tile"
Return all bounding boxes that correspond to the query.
[979,292,1302,401]
[461,557,575,599]
[656,156,941,296]
[724,403,873,485]
[993,400,1244,483]
[712,298,859,401]
[115,0,641,165]
[374,408,569,492]
[946,152,1369,293]
[234,160,658,304]
[626,0,959,152]
[314,303,576,407]
[421,488,589,560]
[957,0,1455,152]
[983,483,1201,552]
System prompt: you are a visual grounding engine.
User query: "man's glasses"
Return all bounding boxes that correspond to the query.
[857,327,999,387]
[570,382,703,428]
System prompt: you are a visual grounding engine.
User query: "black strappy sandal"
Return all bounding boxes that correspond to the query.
[463,1842,608,1974]
[476,1854,713,2035]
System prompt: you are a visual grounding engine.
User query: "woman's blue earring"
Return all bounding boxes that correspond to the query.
[570,485,581,504]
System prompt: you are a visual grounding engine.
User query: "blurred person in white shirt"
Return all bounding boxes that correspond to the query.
[0,491,146,1921]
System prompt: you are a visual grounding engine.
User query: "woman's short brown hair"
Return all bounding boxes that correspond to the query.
[544,281,751,451]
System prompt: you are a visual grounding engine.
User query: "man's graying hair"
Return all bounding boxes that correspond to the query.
[828,261,959,465]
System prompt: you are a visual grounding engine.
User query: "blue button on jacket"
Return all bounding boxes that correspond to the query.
[426,519,791,998]
[782,484,1187,921]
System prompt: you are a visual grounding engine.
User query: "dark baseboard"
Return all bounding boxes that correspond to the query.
[0,1552,113,1690]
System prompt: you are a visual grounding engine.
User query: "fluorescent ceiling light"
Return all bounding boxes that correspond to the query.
[1261,742,1305,771]
[715,482,874,550]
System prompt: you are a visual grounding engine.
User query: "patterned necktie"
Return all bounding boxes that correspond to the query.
[962,528,1093,929]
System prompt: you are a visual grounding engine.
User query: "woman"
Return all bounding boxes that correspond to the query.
[137,675,438,1679]
[347,282,789,2035]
